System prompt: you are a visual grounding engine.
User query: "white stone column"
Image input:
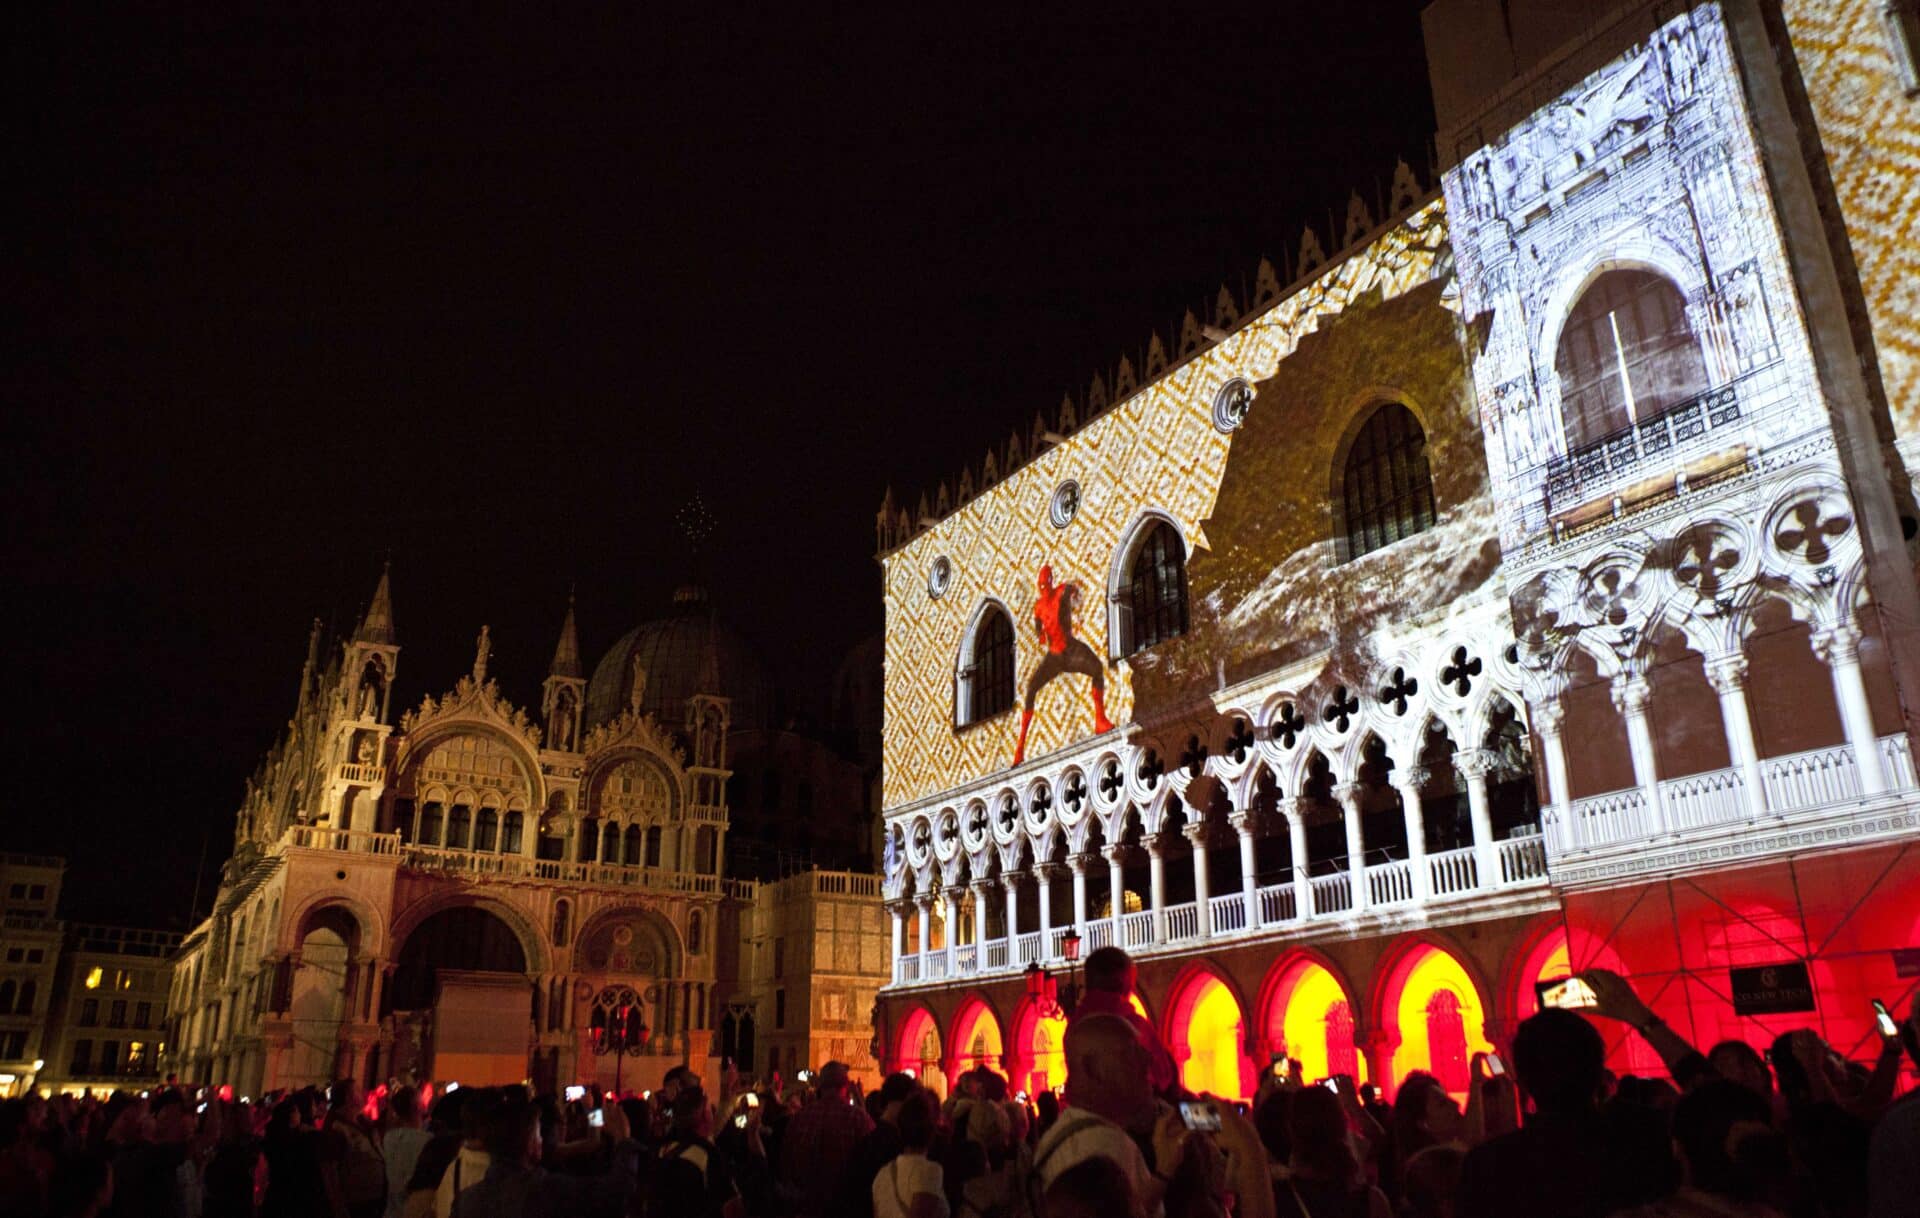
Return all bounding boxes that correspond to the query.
[1334,782,1368,912]
[1068,854,1090,939]
[944,893,959,975]
[915,896,933,958]
[1814,623,1888,795]
[1036,864,1056,956]
[889,906,905,982]
[970,881,993,950]
[1705,652,1768,813]
[1146,837,1168,943]
[1534,700,1574,848]
[1230,811,1259,930]
[1102,845,1127,937]
[1456,750,1500,886]
[1004,873,1021,949]
[1394,767,1431,901]
[1183,824,1211,935]
[1284,799,1310,920]
[1611,674,1667,831]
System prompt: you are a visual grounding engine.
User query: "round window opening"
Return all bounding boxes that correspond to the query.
[1213,378,1254,433]
[928,556,953,599]
[1049,480,1082,529]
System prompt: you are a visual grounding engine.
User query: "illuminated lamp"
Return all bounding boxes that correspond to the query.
[1024,931,1084,1019]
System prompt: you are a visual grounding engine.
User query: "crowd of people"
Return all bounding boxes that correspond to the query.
[0,949,1914,1218]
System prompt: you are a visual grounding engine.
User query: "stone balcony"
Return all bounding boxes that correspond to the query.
[1543,732,1919,885]
[275,825,731,898]
[887,835,1550,988]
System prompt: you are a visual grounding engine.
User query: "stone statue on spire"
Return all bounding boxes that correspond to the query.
[474,625,492,683]
[629,654,648,713]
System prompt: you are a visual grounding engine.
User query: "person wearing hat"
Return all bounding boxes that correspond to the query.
[779,1061,875,1218]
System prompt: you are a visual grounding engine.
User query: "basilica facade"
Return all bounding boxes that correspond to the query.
[873,0,1920,1100]
[165,578,889,1096]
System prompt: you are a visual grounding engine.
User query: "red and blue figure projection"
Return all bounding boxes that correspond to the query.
[1013,564,1115,765]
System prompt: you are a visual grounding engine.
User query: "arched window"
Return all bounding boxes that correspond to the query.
[1555,268,1707,448]
[600,821,619,863]
[623,824,643,866]
[475,808,499,853]
[960,606,1016,726]
[1119,520,1188,655]
[420,802,444,847]
[447,805,472,850]
[1341,403,1436,560]
[551,899,571,947]
[646,825,664,868]
[502,811,524,855]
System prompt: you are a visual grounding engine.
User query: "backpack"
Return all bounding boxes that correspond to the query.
[333,1120,387,1207]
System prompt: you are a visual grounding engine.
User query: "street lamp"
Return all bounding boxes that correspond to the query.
[588,985,651,1097]
[1024,930,1083,1018]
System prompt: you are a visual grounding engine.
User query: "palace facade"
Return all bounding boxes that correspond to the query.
[873,0,1920,1100]
[165,580,889,1096]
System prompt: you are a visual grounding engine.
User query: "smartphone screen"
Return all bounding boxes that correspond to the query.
[744,1092,760,1108]
[587,1107,605,1129]
[1485,1052,1505,1076]
[1271,1056,1291,1082]
[1322,1078,1338,1091]
[1535,976,1598,1010]
[1178,1101,1222,1132]
[564,1085,586,1103]
[734,1114,748,1129]
[1874,998,1899,1037]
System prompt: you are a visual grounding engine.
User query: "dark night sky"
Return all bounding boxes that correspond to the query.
[9,4,1437,926]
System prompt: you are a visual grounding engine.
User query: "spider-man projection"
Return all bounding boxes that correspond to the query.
[1013,564,1115,765]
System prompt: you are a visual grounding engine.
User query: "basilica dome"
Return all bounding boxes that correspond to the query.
[583,584,774,732]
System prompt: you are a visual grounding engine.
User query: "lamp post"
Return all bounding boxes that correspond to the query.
[588,985,651,1098]
[1023,930,1083,1019]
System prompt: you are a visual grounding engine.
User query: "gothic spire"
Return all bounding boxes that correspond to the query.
[549,592,582,679]
[354,562,396,645]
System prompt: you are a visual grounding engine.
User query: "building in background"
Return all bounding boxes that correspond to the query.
[0,855,65,1097]
[165,575,885,1096]
[873,0,1918,1101]
[39,925,184,1096]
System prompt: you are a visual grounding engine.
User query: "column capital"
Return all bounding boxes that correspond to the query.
[1812,622,1862,664]
[1533,697,1565,735]
[1393,765,1430,793]
[1703,651,1749,693]
[1066,852,1094,876]
[1227,809,1259,834]
[1033,861,1066,884]
[1100,843,1133,866]
[969,878,997,898]
[1143,836,1169,860]
[1274,796,1303,823]
[1331,782,1364,811]
[1180,822,1210,846]
[914,892,935,910]
[1609,673,1652,715]
[1454,748,1498,781]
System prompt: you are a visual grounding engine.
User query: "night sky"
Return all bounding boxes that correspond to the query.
[10,4,1436,926]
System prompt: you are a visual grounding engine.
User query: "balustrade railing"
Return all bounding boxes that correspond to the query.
[1121,910,1155,948]
[1086,919,1115,952]
[925,953,949,981]
[1310,872,1353,917]
[897,954,921,984]
[1558,788,1653,852]
[1208,893,1247,935]
[398,843,722,895]
[1427,846,1478,895]
[1366,860,1413,907]
[1256,883,1296,926]
[1882,735,1917,787]
[1660,768,1747,831]
[1015,932,1043,966]
[1165,902,1199,941]
[984,938,1009,970]
[955,943,978,974]
[1048,926,1075,959]
[1497,836,1548,884]
[283,825,399,855]
[1760,742,1857,811]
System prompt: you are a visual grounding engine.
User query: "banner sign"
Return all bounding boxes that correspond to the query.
[1729,961,1816,1015]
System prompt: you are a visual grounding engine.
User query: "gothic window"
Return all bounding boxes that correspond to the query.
[646,825,663,868]
[551,899,571,947]
[475,808,499,853]
[1555,268,1708,449]
[447,806,472,850]
[420,803,444,847]
[1341,403,1436,560]
[623,824,643,866]
[960,606,1016,725]
[502,811,524,854]
[601,821,619,863]
[1119,519,1189,655]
